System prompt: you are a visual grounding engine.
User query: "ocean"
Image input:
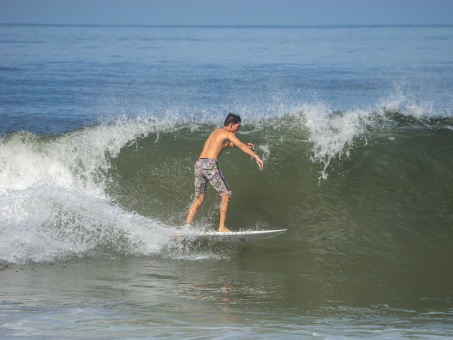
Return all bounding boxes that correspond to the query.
[1,24,453,338]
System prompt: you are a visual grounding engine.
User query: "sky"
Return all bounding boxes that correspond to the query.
[0,0,452,26]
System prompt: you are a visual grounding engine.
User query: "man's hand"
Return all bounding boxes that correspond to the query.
[246,143,263,170]
[256,157,264,171]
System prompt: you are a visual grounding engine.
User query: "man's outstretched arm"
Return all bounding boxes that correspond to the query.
[228,133,264,170]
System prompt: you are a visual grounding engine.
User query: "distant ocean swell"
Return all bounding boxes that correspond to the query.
[1,97,453,264]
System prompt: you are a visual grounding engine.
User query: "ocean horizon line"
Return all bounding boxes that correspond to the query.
[1,22,452,29]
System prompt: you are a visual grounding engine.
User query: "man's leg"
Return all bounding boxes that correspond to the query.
[186,194,205,225]
[218,194,231,232]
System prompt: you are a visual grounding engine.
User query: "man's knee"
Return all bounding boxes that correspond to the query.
[196,194,205,205]
[219,194,230,206]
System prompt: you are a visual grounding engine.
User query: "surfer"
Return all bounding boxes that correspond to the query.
[186,113,264,232]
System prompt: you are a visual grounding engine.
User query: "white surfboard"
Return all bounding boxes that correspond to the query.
[175,229,287,243]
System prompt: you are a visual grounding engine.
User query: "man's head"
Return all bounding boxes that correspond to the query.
[224,113,241,127]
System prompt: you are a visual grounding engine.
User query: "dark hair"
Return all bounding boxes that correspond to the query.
[224,113,241,126]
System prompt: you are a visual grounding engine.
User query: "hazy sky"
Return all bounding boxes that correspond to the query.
[0,0,452,26]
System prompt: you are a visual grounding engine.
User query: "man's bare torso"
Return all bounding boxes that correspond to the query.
[199,128,232,159]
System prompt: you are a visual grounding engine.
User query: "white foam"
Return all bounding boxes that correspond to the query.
[296,84,451,180]
[0,184,172,263]
[298,102,371,180]
[1,96,448,262]
[0,116,184,195]
[0,117,185,264]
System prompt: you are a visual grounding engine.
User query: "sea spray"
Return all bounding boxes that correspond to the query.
[0,185,171,263]
[0,117,189,264]
[0,116,191,195]
[2,103,453,264]
[300,86,453,180]
[302,103,372,180]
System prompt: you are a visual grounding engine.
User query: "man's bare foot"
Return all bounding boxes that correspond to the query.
[218,226,232,232]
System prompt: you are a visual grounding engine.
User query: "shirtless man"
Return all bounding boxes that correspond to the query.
[186,113,264,232]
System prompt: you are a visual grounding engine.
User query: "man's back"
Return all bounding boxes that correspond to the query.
[199,128,231,160]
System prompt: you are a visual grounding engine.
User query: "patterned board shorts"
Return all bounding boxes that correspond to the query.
[194,158,231,197]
